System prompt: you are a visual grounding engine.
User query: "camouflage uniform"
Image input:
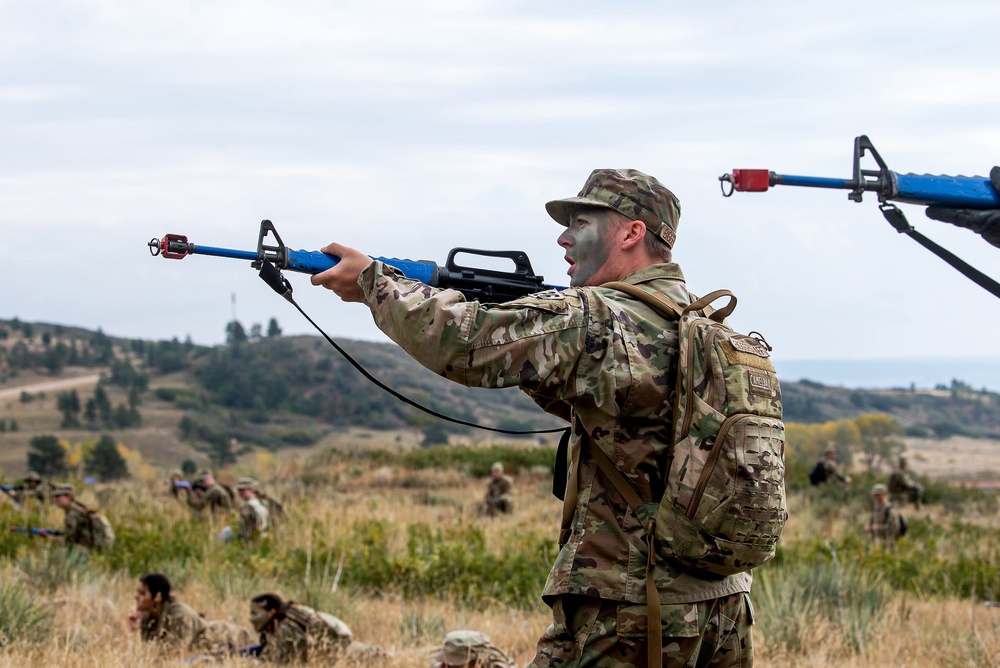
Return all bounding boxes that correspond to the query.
[887,458,923,509]
[821,458,850,487]
[431,629,516,667]
[62,499,99,549]
[139,598,209,650]
[355,169,754,667]
[867,484,902,549]
[237,478,270,544]
[13,472,51,507]
[255,482,287,530]
[259,602,353,663]
[484,467,514,516]
[188,477,235,518]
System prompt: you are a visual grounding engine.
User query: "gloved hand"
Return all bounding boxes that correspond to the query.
[925,166,1000,248]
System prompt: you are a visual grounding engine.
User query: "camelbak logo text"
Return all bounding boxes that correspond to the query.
[748,371,772,396]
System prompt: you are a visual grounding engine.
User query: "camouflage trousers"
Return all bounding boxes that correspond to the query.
[526,593,754,668]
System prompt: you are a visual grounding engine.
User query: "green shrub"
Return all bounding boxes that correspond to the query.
[0,581,52,646]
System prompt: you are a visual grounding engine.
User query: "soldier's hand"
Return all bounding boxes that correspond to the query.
[925,166,1000,249]
[128,609,142,632]
[310,242,373,303]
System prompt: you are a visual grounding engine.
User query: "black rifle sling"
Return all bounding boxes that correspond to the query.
[881,204,1000,300]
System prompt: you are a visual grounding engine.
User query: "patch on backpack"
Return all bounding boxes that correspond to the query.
[721,339,776,372]
[747,370,773,397]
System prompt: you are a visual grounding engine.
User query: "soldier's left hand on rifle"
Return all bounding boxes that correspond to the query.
[926,166,1000,248]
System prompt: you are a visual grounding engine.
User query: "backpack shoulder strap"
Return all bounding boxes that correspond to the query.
[601,281,683,320]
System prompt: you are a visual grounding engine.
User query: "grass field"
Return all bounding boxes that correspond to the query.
[4,366,1000,666]
[2,442,1000,667]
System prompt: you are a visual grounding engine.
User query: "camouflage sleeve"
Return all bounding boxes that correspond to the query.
[64,507,86,546]
[359,262,588,396]
[238,504,255,542]
[274,621,308,663]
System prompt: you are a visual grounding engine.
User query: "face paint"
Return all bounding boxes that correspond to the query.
[558,210,614,287]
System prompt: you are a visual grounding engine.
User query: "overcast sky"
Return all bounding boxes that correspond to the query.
[3,1,999,375]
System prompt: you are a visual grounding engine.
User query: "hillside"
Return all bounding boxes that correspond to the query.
[2,316,999,477]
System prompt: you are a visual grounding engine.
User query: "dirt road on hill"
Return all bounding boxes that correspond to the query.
[0,374,101,400]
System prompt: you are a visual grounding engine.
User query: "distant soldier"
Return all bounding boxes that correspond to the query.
[482,462,514,516]
[236,477,269,544]
[430,630,516,668]
[888,455,924,510]
[865,483,903,549]
[51,484,115,550]
[187,470,235,519]
[810,449,853,488]
[3,471,52,508]
[248,593,353,663]
[254,481,287,531]
[167,469,190,503]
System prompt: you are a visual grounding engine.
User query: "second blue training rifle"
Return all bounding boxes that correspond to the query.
[148,219,563,303]
[717,135,1000,299]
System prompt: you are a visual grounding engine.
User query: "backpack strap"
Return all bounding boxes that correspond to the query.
[601,282,683,320]
[683,289,737,322]
[602,282,737,323]
[587,435,662,668]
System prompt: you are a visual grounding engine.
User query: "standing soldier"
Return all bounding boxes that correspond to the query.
[187,470,235,519]
[248,593,353,663]
[811,449,853,488]
[310,169,759,666]
[483,462,514,516]
[888,456,924,510]
[51,484,114,550]
[236,477,269,544]
[865,483,903,549]
[430,630,516,668]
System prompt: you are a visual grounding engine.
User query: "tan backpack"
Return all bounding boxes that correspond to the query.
[597,283,787,667]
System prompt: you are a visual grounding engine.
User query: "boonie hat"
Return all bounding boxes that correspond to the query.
[546,169,681,249]
[871,484,888,496]
[52,484,74,497]
[25,471,42,482]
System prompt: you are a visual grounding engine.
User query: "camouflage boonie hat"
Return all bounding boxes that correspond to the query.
[871,484,888,496]
[168,469,183,478]
[545,169,681,249]
[435,630,491,666]
[491,462,503,474]
[52,484,74,497]
[236,477,257,491]
[24,471,42,482]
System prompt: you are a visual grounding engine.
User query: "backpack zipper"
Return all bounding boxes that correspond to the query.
[685,412,744,519]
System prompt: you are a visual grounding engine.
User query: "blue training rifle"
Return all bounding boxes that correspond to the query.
[718,135,1000,299]
[149,219,563,303]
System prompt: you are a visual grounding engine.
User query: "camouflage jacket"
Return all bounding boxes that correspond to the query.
[822,459,849,485]
[139,599,209,650]
[360,261,752,604]
[238,497,269,543]
[188,483,234,517]
[888,468,917,493]
[868,503,901,548]
[63,500,97,549]
[485,476,513,503]
[12,482,51,507]
[260,603,352,663]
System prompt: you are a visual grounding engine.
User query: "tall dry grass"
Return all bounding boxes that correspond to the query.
[1,444,999,666]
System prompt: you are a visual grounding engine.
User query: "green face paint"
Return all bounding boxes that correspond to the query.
[557,210,615,287]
